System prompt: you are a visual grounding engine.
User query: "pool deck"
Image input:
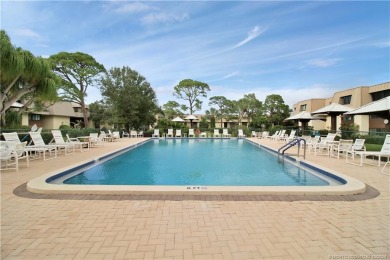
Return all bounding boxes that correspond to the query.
[1,137,389,259]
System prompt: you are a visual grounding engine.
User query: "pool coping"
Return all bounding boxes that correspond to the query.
[27,138,366,196]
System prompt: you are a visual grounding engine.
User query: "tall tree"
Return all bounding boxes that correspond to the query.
[173,79,210,114]
[205,108,217,128]
[162,101,185,119]
[100,66,158,130]
[50,52,105,127]
[242,93,262,125]
[209,96,230,128]
[0,30,58,126]
[262,94,290,126]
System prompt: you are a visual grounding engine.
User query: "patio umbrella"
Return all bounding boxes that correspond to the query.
[311,103,353,132]
[172,116,185,122]
[284,111,326,132]
[11,102,24,108]
[345,97,390,118]
[184,115,198,128]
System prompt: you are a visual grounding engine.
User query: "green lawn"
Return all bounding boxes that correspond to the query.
[365,144,382,151]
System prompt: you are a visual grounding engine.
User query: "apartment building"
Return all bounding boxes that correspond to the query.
[291,82,390,132]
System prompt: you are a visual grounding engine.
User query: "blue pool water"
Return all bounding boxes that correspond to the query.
[63,139,335,186]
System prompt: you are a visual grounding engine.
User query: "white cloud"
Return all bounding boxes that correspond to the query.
[233,25,266,49]
[116,2,152,13]
[141,12,189,26]
[14,28,41,39]
[306,58,341,68]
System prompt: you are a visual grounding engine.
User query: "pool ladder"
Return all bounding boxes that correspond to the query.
[278,138,306,161]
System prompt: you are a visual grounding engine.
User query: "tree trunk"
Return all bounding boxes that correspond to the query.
[81,102,89,127]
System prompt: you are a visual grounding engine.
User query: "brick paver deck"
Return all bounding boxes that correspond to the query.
[1,137,389,259]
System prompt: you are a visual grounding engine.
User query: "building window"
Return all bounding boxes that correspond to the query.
[73,107,82,113]
[29,114,41,120]
[371,90,390,101]
[300,104,307,111]
[340,95,352,105]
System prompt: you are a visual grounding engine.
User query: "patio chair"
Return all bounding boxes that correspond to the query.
[237,129,246,138]
[259,131,269,139]
[199,131,207,138]
[273,129,286,142]
[66,134,89,152]
[152,129,160,138]
[130,130,138,138]
[166,129,174,138]
[266,130,279,140]
[137,131,144,137]
[213,129,221,138]
[310,133,337,156]
[0,141,29,172]
[89,133,104,147]
[30,131,72,156]
[188,129,195,137]
[251,131,257,138]
[175,129,182,138]
[112,131,120,140]
[50,130,76,155]
[330,139,353,159]
[222,129,231,138]
[284,130,296,143]
[346,134,390,167]
[3,132,57,161]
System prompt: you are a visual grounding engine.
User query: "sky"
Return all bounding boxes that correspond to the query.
[1,1,389,113]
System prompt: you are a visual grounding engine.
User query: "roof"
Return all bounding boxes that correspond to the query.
[285,111,326,121]
[345,97,390,115]
[311,103,353,115]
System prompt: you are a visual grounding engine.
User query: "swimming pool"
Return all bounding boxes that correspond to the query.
[27,138,366,195]
[63,139,334,186]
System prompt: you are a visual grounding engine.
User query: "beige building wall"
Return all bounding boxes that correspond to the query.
[41,116,70,129]
[353,115,370,132]
[21,114,29,126]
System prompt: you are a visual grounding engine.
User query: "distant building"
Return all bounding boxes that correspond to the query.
[21,102,93,129]
[291,82,390,132]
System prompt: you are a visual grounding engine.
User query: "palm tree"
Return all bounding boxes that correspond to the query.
[0,30,58,126]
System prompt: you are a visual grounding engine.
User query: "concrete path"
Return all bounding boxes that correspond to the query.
[1,137,389,259]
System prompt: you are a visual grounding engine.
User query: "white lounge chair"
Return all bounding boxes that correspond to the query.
[251,131,257,138]
[30,131,72,156]
[330,139,353,159]
[237,129,246,138]
[258,131,269,139]
[199,131,207,138]
[50,130,76,155]
[3,132,57,161]
[166,129,174,138]
[310,133,337,156]
[222,129,231,138]
[175,129,182,137]
[346,134,390,167]
[152,129,160,138]
[0,141,29,171]
[130,130,138,138]
[137,131,144,137]
[213,129,221,138]
[89,133,104,147]
[112,131,120,140]
[267,130,279,140]
[273,129,286,142]
[188,129,195,137]
[66,134,89,151]
[122,131,129,138]
[284,130,296,143]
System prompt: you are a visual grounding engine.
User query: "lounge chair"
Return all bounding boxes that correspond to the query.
[166,129,174,138]
[175,129,182,138]
[213,129,221,138]
[30,131,73,156]
[237,129,246,138]
[130,130,138,138]
[122,131,130,138]
[273,129,286,142]
[188,129,195,137]
[267,130,279,140]
[137,131,144,137]
[310,133,337,156]
[199,131,207,138]
[251,131,257,138]
[222,129,231,138]
[66,134,89,151]
[89,133,104,147]
[50,130,76,154]
[284,130,296,143]
[258,131,269,139]
[346,134,390,167]
[152,129,160,138]
[112,131,120,140]
[0,141,29,171]
[330,139,353,159]
[3,132,57,161]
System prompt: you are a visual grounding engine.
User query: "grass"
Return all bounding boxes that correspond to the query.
[365,144,382,151]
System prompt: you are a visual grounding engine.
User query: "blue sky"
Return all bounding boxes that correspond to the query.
[1,1,389,112]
